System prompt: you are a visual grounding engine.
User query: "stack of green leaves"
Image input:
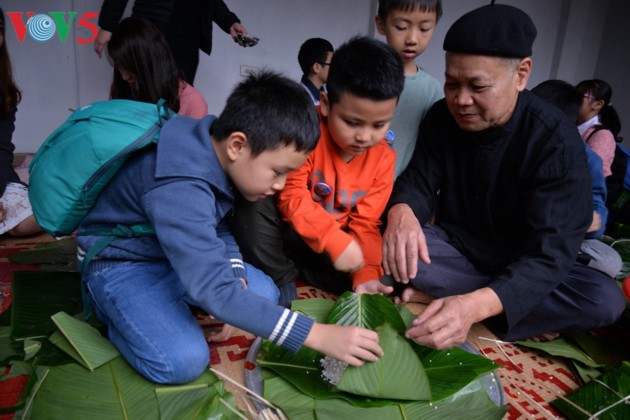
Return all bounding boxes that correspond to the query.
[515,332,630,418]
[551,361,630,419]
[255,292,508,419]
[601,236,630,281]
[0,269,243,419]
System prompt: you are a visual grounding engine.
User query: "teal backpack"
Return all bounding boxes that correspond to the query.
[29,99,176,239]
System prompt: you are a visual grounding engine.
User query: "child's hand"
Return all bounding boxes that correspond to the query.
[334,240,364,273]
[355,280,394,295]
[587,211,601,233]
[93,29,112,58]
[304,323,382,366]
[206,323,237,343]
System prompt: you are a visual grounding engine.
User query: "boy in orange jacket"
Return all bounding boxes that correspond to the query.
[231,36,404,307]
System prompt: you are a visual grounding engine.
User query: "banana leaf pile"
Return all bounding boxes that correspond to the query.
[0,269,243,419]
[551,361,630,419]
[601,236,630,281]
[254,292,508,419]
[514,316,630,418]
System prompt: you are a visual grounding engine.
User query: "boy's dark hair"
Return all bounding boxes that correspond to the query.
[0,6,22,116]
[298,38,334,76]
[531,79,582,122]
[211,71,320,157]
[107,17,181,112]
[377,0,443,21]
[576,79,622,138]
[325,36,404,106]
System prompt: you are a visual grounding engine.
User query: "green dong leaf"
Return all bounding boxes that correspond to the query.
[337,323,431,400]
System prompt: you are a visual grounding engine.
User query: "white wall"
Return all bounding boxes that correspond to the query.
[594,0,630,143]
[3,0,627,152]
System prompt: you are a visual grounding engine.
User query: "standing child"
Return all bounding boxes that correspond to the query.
[0,7,41,236]
[298,38,335,106]
[376,0,443,177]
[107,17,208,118]
[76,71,383,384]
[231,36,404,307]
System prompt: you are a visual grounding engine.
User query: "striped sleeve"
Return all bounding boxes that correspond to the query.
[267,309,314,352]
[229,257,246,280]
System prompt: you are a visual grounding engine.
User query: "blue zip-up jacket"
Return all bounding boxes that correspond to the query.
[77,115,313,352]
[584,144,608,238]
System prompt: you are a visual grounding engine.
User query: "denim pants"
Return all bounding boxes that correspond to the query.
[85,260,278,384]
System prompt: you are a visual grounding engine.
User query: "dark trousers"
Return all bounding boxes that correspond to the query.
[230,195,352,296]
[164,0,203,85]
[416,225,626,340]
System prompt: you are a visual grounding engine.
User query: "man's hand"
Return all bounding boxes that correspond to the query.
[230,23,248,39]
[405,288,503,349]
[304,323,383,366]
[94,29,112,58]
[382,204,430,283]
[354,279,394,295]
[334,239,364,273]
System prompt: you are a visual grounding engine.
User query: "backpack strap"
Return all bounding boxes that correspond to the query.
[78,223,155,320]
[79,224,155,272]
[585,124,623,143]
[585,124,605,142]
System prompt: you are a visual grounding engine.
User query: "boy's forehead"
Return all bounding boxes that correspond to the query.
[387,3,438,16]
[261,146,309,168]
[330,91,397,119]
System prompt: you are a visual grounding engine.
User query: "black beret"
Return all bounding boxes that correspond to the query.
[443,4,537,58]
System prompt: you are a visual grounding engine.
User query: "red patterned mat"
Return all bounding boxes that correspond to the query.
[468,324,579,419]
[0,238,580,419]
[0,236,50,419]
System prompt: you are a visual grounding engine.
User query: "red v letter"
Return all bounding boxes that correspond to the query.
[6,12,35,43]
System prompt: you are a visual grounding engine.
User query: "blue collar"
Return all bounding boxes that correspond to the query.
[301,75,322,105]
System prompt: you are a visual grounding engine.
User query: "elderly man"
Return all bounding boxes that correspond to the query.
[383,3,625,349]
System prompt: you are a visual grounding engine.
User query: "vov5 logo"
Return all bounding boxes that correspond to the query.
[6,12,99,44]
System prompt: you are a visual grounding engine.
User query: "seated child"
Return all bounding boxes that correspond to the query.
[0,7,41,236]
[576,79,620,177]
[375,0,444,178]
[76,71,383,384]
[231,36,405,307]
[107,17,208,118]
[298,37,335,105]
[531,79,622,279]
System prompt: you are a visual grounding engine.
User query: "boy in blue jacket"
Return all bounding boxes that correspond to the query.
[76,72,383,384]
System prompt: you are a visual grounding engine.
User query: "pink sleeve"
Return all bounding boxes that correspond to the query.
[178,82,209,119]
[586,129,616,177]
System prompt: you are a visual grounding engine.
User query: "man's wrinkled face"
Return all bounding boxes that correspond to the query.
[444,53,531,132]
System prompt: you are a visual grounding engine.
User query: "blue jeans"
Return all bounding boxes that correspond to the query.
[85,260,278,384]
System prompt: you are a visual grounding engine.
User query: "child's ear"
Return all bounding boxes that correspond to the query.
[319,92,330,117]
[593,99,605,113]
[225,132,249,161]
[375,16,386,35]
